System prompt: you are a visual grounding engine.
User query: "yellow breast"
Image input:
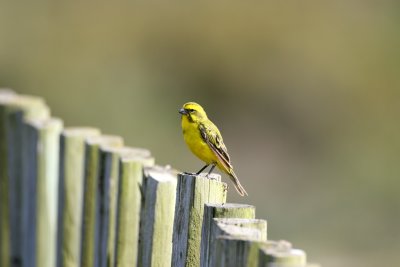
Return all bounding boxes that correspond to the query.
[181,116,217,164]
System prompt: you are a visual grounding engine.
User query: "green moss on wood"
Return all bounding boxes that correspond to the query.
[139,166,177,267]
[259,240,307,266]
[172,173,227,267]
[201,203,256,267]
[115,148,154,267]
[26,118,63,267]
[59,128,100,267]
[215,236,262,267]
[81,136,123,267]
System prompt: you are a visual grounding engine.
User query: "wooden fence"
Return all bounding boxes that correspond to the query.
[0,89,320,267]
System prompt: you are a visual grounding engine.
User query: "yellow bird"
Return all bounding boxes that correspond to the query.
[179,102,248,196]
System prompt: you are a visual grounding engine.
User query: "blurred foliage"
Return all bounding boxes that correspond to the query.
[1,1,400,266]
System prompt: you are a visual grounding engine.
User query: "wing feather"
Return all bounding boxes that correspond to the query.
[199,122,248,196]
[199,122,232,171]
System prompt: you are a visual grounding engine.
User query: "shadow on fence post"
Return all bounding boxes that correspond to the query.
[0,91,49,267]
[0,89,17,267]
[0,89,16,267]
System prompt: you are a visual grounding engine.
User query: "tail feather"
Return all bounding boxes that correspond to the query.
[228,170,248,197]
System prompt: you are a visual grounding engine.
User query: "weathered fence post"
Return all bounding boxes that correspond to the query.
[114,148,154,267]
[0,89,16,267]
[201,203,256,267]
[57,128,101,267]
[1,90,320,267]
[211,218,267,267]
[258,241,306,267]
[80,136,123,267]
[172,173,227,267]
[138,166,178,267]
[0,92,49,267]
[215,236,263,267]
[23,118,63,267]
[213,218,267,241]
[97,146,131,267]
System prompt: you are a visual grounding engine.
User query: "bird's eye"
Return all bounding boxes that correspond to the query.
[189,109,195,113]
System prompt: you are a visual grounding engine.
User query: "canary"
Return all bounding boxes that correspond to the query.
[179,102,248,196]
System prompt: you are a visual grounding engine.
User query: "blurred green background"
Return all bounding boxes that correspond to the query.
[1,1,399,266]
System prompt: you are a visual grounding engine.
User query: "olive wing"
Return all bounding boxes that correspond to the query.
[198,122,232,171]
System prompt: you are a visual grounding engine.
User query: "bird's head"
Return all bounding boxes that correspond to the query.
[179,102,208,123]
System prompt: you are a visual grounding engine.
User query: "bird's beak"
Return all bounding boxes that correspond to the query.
[179,108,188,115]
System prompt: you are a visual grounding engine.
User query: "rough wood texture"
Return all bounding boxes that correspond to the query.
[214,218,267,241]
[201,203,256,267]
[0,90,17,267]
[215,236,263,267]
[57,128,101,267]
[80,136,123,267]
[0,93,49,267]
[97,147,146,267]
[172,173,227,267]
[211,218,267,267]
[138,166,178,267]
[97,145,137,267]
[23,118,63,267]
[114,148,154,267]
[258,240,306,267]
